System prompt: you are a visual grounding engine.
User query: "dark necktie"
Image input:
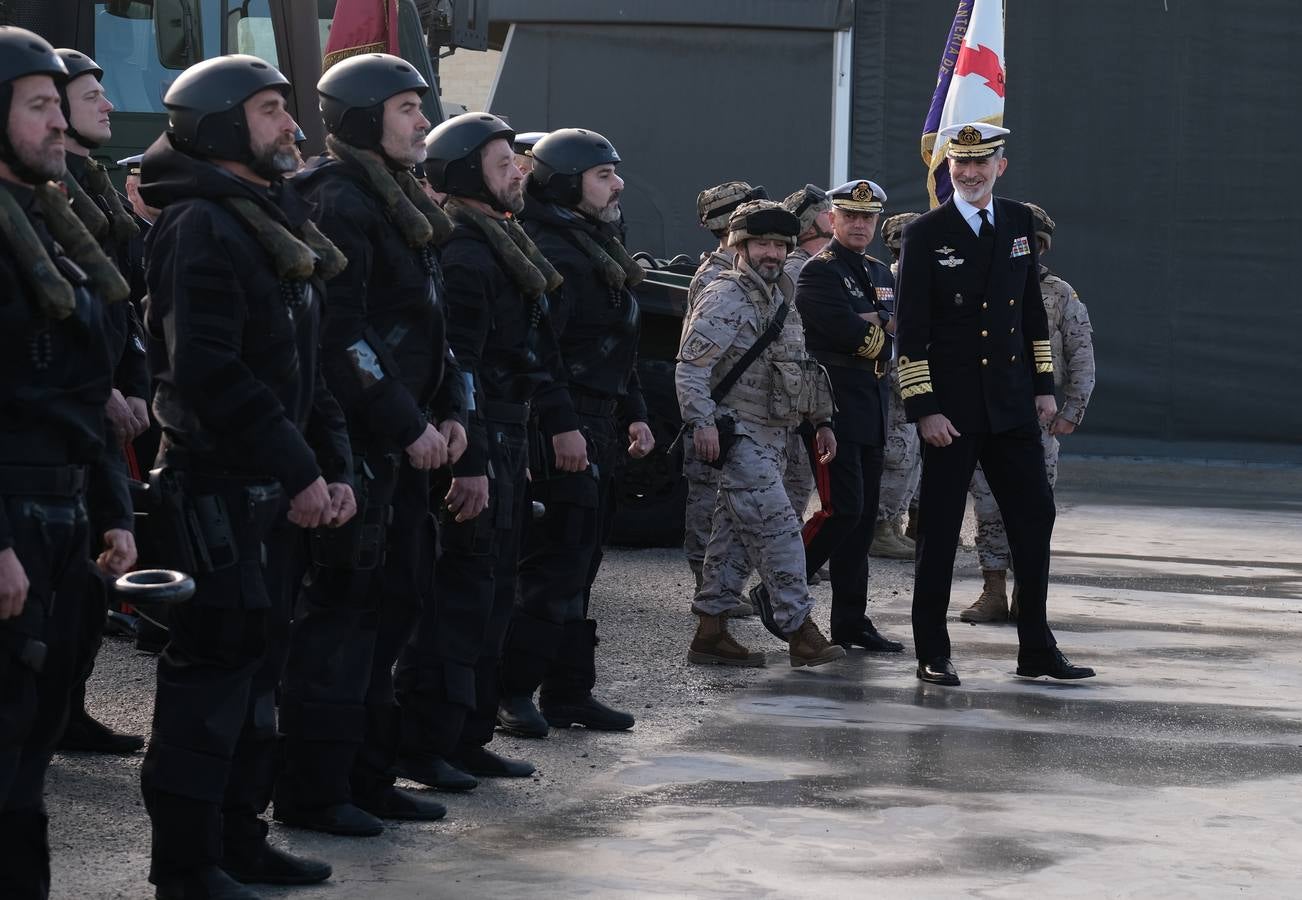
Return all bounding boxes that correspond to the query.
[977,207,994,239]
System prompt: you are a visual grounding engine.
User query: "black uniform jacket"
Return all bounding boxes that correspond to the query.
[66,152,151,402]
[795,238,894,446]
[521,197,647,432]
[439,217,579,477]
[0,179,131,549]
[119,212,153,399]
[294,156,465,451]
[894,197,1055,434]
[139,135,351,495]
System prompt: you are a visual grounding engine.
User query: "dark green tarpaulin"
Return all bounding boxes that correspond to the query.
[491,1,1301,460]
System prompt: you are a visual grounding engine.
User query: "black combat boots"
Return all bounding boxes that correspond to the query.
[539,620,635,731]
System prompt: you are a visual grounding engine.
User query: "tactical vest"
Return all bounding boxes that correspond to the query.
[710,270,832,427]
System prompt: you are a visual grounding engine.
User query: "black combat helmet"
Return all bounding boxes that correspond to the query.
[163,54,291,162]
[0,27,68,178]
[55,49,106,149]
[529,127,620,207]
[317,53,428,150]
[423,111,514,205]
[0,26,66,87]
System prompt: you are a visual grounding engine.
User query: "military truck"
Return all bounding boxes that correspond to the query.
[0,0,457,160]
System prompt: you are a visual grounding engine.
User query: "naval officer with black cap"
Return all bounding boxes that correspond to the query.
[894,122,1095,687]
[512,131,545,176]
[781,178,905,654]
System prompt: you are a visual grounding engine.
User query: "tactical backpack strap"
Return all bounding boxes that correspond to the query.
[665,299,788,457]
[709,300,788,405]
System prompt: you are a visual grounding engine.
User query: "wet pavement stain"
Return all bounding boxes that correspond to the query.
[47,459,1302,898]
[405,471,1302,897]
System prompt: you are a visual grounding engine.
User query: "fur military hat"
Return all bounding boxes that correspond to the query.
[881,211,922,253]
[726,199,799,249]
[1023,202,1055,250]
[781,184,831,235]
[696,180,766,231]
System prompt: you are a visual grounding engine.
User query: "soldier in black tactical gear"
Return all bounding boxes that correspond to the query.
[274,52,464,838]
[119,150,168,513]
[0,26,137,899]
[137,55,355,899]
[497,128,651,738]
[394,112,583,790]
[49,47,151,756]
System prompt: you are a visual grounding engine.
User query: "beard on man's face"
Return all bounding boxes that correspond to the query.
[751,255,783,284]
[12,130,66,182]
[494,180,525,215]
[580,195,621,223]
[249,135,298,181]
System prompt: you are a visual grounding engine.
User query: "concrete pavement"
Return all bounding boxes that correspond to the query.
[49,457,1302,897]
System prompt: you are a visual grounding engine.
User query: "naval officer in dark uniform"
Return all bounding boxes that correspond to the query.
[790,179,904,653]
[894,122,1095,686]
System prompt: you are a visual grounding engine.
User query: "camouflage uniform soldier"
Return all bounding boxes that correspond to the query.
[686,181,765,312]
[961,202,1096,623]
[682,181,767,602]
[871,211,923,559]
[677,200,844,668]
[777,184,836,521]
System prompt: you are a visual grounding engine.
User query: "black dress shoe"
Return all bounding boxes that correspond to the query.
[832,620,905,653]
[541,694,635,731]
[395,754,479,792]
[450,746,535,778]
[272,801,383,837]
[916,657,961,686]
[221,842,331,886]
[1017,649,1096,680]
[58,710,145,754]
[155,865,261,899]
[357,786,447,822]
[497,694,550,738]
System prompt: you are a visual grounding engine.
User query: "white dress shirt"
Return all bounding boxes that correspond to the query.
[953,194,995,236]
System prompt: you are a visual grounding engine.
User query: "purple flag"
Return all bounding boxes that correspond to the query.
[921,2,973,207]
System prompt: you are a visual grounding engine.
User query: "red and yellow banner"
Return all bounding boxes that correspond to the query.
[323,0,399,71]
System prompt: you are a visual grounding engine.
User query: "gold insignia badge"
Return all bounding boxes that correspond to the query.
[956,125,982,145]
[851,182,872,202]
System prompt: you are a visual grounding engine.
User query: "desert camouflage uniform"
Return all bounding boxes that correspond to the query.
[970,265,1095,569]
[682,248,737,583]
[676,258,832,634]
[781,247,816,518]
[877,259,921,525]
[686,249,734,317]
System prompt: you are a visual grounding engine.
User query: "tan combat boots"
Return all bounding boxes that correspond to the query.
[869,519,916,560]
[787,617,846,668]
[959,569,1009,623]
[688,613,765,666]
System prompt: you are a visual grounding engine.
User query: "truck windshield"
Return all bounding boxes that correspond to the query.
[93,0,221,113]
[92,1,438,123]
[93,0,336,113]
